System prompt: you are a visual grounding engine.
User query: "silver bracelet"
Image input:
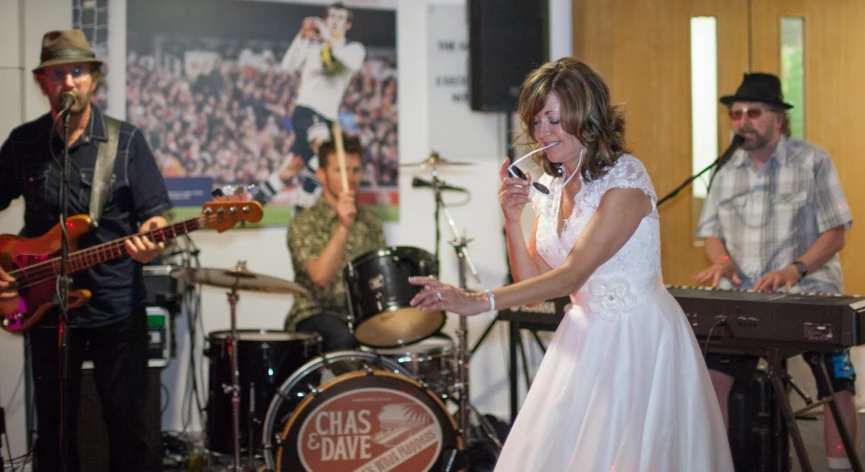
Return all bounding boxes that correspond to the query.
[485,289,496,312]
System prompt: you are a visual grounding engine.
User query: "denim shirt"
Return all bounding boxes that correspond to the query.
[0,106,172,327]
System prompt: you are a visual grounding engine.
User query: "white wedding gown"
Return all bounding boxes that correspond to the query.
[494,155,733,472]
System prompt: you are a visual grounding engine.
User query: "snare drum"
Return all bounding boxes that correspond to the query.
[262,351,462,472]
[377,334,455,396]
[344,246,445,348]
[206,330,321,454]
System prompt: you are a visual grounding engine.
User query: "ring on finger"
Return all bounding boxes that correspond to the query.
[437,292,443,301]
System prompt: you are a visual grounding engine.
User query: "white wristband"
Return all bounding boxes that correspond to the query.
[485,289,496,312]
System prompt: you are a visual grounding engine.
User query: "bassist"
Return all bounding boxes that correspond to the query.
[0,30,171,471]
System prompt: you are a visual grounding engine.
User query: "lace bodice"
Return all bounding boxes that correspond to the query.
[532,154,661,285]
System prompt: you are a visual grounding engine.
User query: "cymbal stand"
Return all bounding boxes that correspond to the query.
[429,172,502,454]
[224,270,244,471]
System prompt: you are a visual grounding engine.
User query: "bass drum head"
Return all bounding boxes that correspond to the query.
[277,371,461,472]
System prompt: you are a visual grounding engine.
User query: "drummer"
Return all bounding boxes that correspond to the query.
[285,133,386,352]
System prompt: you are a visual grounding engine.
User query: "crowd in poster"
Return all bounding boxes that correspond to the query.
[124,0,398,223]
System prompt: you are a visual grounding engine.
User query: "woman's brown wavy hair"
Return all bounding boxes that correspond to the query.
[517,58,629,181]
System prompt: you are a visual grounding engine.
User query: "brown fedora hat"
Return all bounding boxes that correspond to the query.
[32,29,103,73]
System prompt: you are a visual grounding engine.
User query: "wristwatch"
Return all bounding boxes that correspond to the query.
[792,260,808,278]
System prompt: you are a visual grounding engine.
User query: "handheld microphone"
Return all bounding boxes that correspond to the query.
[59,91,77,115]
[412,177,468,193]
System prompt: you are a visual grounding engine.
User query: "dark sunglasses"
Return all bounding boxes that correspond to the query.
[729,107,770,120]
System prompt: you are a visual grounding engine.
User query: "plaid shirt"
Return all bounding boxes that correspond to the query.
[697,136,852,292]
[286,197,386,329]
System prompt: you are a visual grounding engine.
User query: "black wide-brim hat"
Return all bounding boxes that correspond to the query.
[32,29,103,73]
[720,73,793,109]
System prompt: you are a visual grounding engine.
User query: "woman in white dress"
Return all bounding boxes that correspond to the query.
[409,58,733,472]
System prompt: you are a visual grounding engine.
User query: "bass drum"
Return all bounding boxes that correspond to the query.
[206,330,321,454]
[262,351,462,472]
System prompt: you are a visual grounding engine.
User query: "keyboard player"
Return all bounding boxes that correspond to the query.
[694,73,857,472]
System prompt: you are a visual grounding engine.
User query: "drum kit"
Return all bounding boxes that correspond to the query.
[171,152,500,472]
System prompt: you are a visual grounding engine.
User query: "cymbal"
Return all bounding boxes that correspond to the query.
[171,263,308,295]
[400,151,475,169]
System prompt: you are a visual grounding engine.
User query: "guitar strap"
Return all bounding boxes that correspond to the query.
[89,115,121,228]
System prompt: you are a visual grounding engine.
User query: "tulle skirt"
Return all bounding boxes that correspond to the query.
[494,276,733,472]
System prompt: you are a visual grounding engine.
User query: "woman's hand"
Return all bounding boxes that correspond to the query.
[498,158,532,222]
[409,276,489,317]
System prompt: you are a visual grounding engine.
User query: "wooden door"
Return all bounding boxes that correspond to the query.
[572,0,865,292]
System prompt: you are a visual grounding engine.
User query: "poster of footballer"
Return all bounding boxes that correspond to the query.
[126,0,399,225]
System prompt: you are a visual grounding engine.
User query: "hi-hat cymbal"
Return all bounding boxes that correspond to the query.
[399,151,475,168]
[171,263,308,295]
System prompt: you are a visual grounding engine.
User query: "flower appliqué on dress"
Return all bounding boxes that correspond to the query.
[584,276,637,322]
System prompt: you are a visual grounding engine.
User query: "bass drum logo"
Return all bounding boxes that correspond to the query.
[278,372,460,472]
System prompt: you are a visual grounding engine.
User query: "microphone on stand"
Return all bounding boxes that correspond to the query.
[707,134,746,190]
[714,134,746,174]
[59,91,77,115]
[411,177,468,193]
[657,134,746,207]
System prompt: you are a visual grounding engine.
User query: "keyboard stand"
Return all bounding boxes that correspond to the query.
[507,320,551,422]
[715,345,862,472]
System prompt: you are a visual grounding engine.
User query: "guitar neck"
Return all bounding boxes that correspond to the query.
[9,216,205,288]
[66,216,204,272]
[8,200,263,293]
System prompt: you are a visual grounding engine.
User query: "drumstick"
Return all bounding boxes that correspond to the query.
[332,122,349,192]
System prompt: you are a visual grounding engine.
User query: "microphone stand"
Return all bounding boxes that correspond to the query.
[57,108,73,471]
[658,136,744,208]
[429,167,481,285]
[426,168,502,456]
[657,156,722,208]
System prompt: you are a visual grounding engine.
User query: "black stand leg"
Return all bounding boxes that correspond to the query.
[766,354,813,472]
[509,322,519,423]
[529,331,547,355]
[812,355,863,472]
[518,333,532,393]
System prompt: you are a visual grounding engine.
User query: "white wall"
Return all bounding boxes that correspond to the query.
[0,0,572,458]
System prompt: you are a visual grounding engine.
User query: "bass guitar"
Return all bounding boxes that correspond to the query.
[0,201,263,333]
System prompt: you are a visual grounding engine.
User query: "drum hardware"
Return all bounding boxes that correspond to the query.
[376,334,456,398]
[172,262,311,472]
[247,382,255,471]
[411,152,503,456]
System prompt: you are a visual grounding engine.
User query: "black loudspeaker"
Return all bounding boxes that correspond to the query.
[77,367,164,471]
[469,0,547,112]
[728,369,790,472]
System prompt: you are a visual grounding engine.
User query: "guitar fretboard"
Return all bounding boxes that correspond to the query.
[14,216,204,287]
